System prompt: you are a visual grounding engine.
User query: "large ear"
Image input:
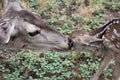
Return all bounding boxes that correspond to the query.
[23,21,40,33]
[18,10,48,29]
[81,34,103,45]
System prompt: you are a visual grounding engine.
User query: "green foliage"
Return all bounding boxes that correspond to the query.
[104,1,120,11]
[83,13,105,30]
[2,51,74,80]
[71,52,112,80]
[0,51,113,80]
[29,0,39,11]
[83,25,91,30]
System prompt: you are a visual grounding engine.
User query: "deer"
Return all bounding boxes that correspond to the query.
[70,18,120,80]
[0,0,73,51]
[0,0,120,80]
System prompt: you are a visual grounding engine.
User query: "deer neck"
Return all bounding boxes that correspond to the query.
[5,0,21,11]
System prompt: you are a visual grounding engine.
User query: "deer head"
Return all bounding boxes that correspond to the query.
[70,30,103,52]
[0,0,73,51]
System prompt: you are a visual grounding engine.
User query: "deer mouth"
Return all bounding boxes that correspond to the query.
[68,38,74,50]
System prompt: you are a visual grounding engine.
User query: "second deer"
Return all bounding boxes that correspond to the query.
[70,19,120,80]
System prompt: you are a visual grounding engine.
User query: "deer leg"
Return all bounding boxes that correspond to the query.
[112,53,120,80]
[90,53,113,80]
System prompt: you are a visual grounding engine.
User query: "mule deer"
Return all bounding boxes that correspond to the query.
[70,18,120,80]
[0,0,73,51]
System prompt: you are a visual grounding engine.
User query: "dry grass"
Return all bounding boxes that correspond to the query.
[21,0,30,9]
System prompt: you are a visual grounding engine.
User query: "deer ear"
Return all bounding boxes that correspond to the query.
[82,35,103,45]
[24,21,40,33]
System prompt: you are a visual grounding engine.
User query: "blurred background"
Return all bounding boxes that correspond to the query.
[0,0,120,80]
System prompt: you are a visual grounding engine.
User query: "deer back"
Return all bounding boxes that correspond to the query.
[102,19,120,53]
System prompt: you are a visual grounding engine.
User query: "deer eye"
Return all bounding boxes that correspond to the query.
[28,30,40,37]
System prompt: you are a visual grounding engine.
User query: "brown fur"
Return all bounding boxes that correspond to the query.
[70,19,120,80]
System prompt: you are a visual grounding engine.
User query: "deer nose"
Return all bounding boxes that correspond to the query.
[68,38,74,50]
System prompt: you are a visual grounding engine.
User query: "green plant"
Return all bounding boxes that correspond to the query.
[104,1,120,11]
[83,13,105,30]
[29,0,39,11]
[2,51,75,80]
